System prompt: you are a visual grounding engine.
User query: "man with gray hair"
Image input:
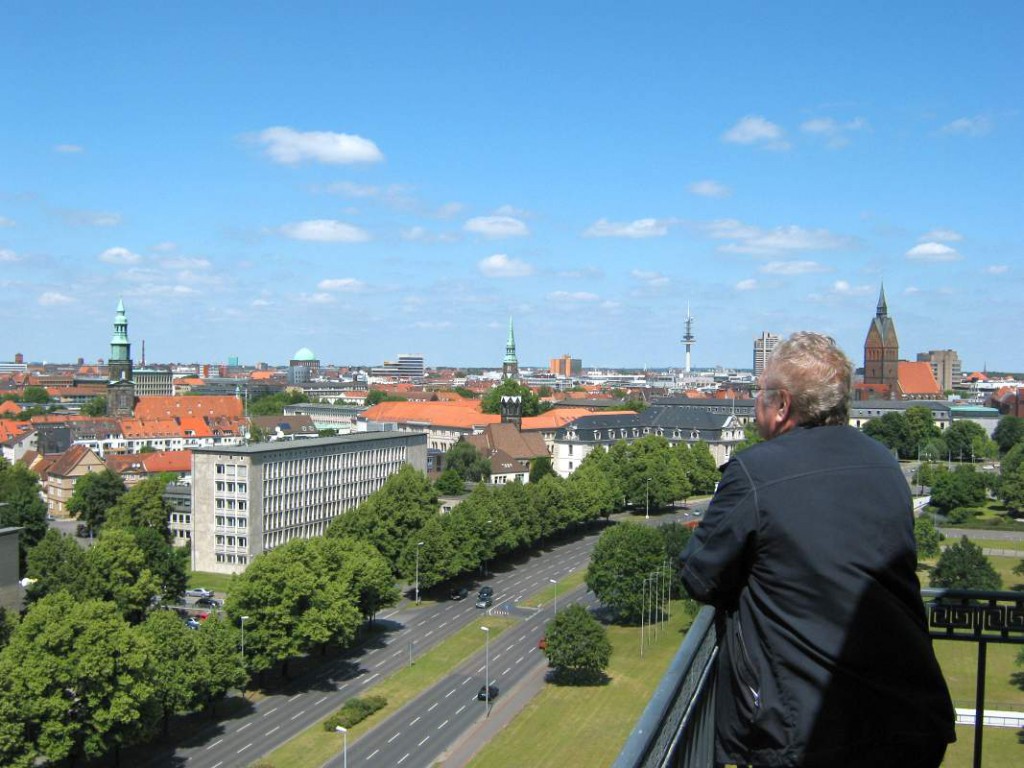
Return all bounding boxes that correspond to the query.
[680,332,954,767]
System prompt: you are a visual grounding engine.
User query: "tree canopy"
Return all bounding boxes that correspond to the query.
[443,440,491,482]
[0,459,48,574]
[586,522,668,623]
[993,415,1024,455]
[543,604,612,684]
[480,379,547,416]
[930,536,1001,590]
[67,468,126,531]
[929,465,987,514]
[364,389,407,407]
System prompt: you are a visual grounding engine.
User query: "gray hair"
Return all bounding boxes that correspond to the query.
[763,332,852,426]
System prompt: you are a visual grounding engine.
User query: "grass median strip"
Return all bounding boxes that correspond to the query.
[259,615,515,768]
[519,570,587,609]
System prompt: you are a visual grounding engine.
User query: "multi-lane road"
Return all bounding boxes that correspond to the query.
[136,523,609,768]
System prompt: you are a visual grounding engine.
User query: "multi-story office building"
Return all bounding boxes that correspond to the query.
[550,354,582,378]
[753,332,779,376]
[916,350,962,393]
[370,354,425,381]
[190,432,428,574]
[133,368,174,397]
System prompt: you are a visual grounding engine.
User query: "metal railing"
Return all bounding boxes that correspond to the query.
[613,590,1024,768]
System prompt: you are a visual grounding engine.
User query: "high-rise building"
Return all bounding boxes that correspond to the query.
[191,432,428,574]
[753,332,780,376]
[397,354,425,380]
[916,350,962,392]
[502,317,519,380]
[107,299,136,417]
[550,355,582,378]
[863,285,900,394]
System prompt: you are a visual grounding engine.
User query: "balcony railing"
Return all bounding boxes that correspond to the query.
[614,590,1024,768]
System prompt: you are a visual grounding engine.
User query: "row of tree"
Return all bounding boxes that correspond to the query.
[863,406,998,462]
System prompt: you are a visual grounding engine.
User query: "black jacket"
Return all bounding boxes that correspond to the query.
[680,425,954,767]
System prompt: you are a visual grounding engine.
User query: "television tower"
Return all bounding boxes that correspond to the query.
[681,305,696,373]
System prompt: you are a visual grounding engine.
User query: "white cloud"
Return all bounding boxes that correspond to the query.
[435,202,465,219]
[251,298,272,307]
[583,218,671,238]
[918,229,963,243]
[799,116,868,148]
[905,242,961,262]
[759,260,827,275]
[281,220,371,243]
[735,279,758,291]
[942,116,992,137]
[631,269,670,287]
[722,116,789,150]
[985,265,1009,275]
[39,291,74,305]
[493,204,530,218]
[317,277,366,292]
[303,292,335,304]
[61,210,121,227]
[0,248,18,262]
[401,226,458,243]
[478,254,534,278]
[54,144,83,153]
[548,291,599,301]
[702,219,853,255]
[688,180,731,198]
[0,216,14,227]
[151,241,177,252]
[464,216,529,238]
[161,256,211,270]
[829,280,872,296]
[256,126,384,165]
[99,246,142,265]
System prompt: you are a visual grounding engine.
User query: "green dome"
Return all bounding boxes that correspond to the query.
[292,347,317,362]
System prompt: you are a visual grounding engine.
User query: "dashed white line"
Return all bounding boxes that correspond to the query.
[397,753,410,764]
[362,673,379,685]
[425,630,434,638]
[288,694,303,702]
[502,667,511,675]
[462,677,473,685]
[516,655,524,664]
[409,716,421,726]
[338,683,349,690]
[315,695,328,705]
[444,688,457,698]
[428,702,439,712]
[206,739,223,750]
[367,748,380,759]
[237,722,252,732]
[387,732,401,743]
[456,704,467,715]
[262,707,278,717]
[211,762,223,768]
[237,743,252,754]
[418,736,431,747]
[438,719,449,730]
[290,709,306,721]
[375,660,387,668]
[266,726,280,736]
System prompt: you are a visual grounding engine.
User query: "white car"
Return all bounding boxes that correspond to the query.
[185,587,214,598]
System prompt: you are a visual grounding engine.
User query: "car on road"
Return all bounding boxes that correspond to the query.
[477,684,499,701]
[449,587,469,601]
[475,596,493,609]
[538,635,547,651]
[185,587,214,598]
[195,596,221,609]
[478,585,493,599]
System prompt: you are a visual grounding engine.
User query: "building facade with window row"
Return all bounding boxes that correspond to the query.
[191,432,428,574]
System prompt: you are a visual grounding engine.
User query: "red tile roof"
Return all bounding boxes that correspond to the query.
[134,396,244,420]
[0,400,22,415]
[898,361,941,397]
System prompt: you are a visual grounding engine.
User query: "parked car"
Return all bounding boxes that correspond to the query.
[538,635,547,651]
[449,587,469,601]
[195,596,221,609]
[76,523,92,538]
[185,617,201,630]
[478,585,494,599]
[477,684,499,701]
[475,596,493,609]
[185,587,213,598]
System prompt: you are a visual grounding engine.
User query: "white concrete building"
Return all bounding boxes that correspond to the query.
[190,432,428,574]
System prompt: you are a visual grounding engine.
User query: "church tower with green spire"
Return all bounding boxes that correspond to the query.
[502,316,519,380]
[107,298,136,417]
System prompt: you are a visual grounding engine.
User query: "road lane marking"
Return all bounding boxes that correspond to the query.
[211,763,222,768]
[237,743,252,754]
[290,709,306,720]
[418,736,430,747]
[425,630,434,638]
[397,753,410,764]
[262,707,278,717]
[438,719,449,730]
[206,739,223,750]
[463,677,473,685]
[456,704,466,715]
[516,656,524,664]
[387,732,401,743]
[409,716,421,726]
[367,748,379,759]
[375,660,387,668]
[315,695,328,705]
[362,673,379,685]
[338,683,349,690]
[502,667,511,675]
[237,722,252,732]
[428,702,439,712]
[288,694,302,702]
[444,688,456,698]
[266,726,280,736]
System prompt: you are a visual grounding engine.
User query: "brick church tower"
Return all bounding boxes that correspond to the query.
[863,284,900,394]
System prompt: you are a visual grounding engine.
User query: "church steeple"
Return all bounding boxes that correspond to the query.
[502,316,519,380]
[107,298,136,417]
[876,283,888,317]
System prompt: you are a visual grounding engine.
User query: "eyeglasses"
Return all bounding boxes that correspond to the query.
[753,386,778,400]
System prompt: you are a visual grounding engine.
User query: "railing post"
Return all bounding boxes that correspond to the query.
[973,640,985,768]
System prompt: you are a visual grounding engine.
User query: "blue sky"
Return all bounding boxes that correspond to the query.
[2,2,1021,371]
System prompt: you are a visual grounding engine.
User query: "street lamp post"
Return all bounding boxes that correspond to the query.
[645,477,651,519]
[335,726,348,768]
[415,540,424,604]
[481,625,491,713]
[549,577,558,614]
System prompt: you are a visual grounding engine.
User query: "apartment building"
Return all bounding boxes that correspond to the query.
[190,431,428,574]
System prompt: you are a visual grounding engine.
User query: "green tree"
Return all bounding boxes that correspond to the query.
[586,522,668,623]
[913,515,943,559]
[66,468,126,531]
[138,610,205,733]
[943,420,990,462]
[326,465,438,573]
[25,528,89,604]
[195,616,248,710]
[316,537,398,622]
[0,592,157,767]
[80,396,108,416]
[619,399,648,413]
[930,536,1002,590]
[247,390,310,415]
[480,379,546,416]
[444,440,491,482]
[529,455,556,484]
[364,389,407,407]
[105,472,175,540]
[0,606,15,650]
[993,415,1024,455]
[84,528,162,623]
[863,412,912,458]
[733,421,763,454]
[620,435,690,513]
[0,459,49,575]
[397,516,455,592]
[130,526,189,601]
[905,406,942,457]
[568,446,622,519]
[543,603,612,684]
[660,521,693,594]
[435,468,466,495]
[20,386,51,404]
[999,462,1024,513]
[930,465,987,514]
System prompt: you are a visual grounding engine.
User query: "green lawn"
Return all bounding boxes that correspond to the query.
[519,570,587,608]
[470,602,693,768]
[187,570,237,595]
[942,725,1024,767]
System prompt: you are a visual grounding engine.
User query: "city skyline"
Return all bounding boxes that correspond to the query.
[2,3,1021,370]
